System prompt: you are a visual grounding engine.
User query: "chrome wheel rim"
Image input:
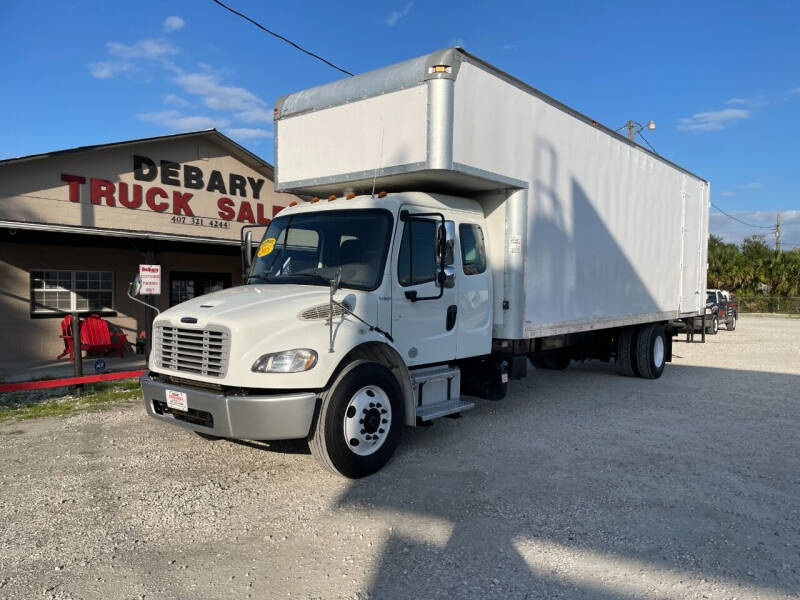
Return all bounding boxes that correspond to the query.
[653,335,665,368]
[343,385,392,456]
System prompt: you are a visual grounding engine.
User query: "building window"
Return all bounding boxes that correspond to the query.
[30,270,114,315]
[169,272,231,307]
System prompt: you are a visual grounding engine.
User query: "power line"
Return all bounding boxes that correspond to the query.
[210,0,354,77]
[710,203,776,230]
[637,131,659,155]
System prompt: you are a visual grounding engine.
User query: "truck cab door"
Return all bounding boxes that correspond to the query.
[391,209,458,366]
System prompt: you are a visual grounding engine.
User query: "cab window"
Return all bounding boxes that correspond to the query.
[398,219,437,286]
[459,224,486,275]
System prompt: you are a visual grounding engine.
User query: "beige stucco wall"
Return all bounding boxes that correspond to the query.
[0,136,292,242]
[0,241,242,362]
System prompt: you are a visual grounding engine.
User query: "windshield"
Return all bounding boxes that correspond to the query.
[248,209,393,290]
[706,291,716,304]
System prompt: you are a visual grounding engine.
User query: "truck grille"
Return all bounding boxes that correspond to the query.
[154,325,230,378]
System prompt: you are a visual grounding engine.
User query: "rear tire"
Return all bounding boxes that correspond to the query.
[616,327,639,377]
[727,314,737,331]
[635,324,667,379]
[308,361,404,479]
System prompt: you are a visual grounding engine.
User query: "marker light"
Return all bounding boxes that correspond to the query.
[346,193,356,199]
[377,191,388,198]
[328,195,337,201]
[310,197,320,203]
[289,200,298,207]
[428,65,452,74]
[252,349,318,373]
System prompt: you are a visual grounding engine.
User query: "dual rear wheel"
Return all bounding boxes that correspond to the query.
[617,323,667,379]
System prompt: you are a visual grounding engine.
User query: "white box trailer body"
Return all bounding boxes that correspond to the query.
[275,48,710,341]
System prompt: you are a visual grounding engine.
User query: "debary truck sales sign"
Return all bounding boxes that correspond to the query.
[0,136,289,242]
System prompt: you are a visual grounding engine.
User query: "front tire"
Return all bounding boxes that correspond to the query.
[727,314,737,331]
[635,324,667,379]
[309,361,404,479]
[707,315,719,335]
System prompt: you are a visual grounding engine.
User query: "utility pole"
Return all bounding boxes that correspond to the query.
[776,212,781,252]
[626,120,635,141]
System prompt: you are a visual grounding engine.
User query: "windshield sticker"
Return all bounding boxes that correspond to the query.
[257,238,276,257]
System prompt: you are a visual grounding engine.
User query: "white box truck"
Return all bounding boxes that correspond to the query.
[141,48,709,478]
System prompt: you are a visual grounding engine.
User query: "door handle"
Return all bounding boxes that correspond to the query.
[446,305,457,331]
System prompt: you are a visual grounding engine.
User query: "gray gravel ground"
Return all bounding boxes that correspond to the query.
[1,314,799,600]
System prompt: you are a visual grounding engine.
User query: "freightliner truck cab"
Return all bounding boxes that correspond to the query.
[142,192,494,477]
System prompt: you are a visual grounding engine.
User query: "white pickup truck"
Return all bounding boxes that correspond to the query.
[140,48,709,478]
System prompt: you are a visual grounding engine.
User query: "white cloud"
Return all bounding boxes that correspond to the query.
[677,108,749,132]
[740,182,762,189]
[226,127,274,140]
[163,93,191,107]
[163,16,185,33]
[234,108,273,123]
[385,2,413,26]
[790,87,800,95]
[175,71,266,113]
[719,191,734,197]
[88,61,133,79]
[503,43,519,50]
[107,38,178,59]
[137,110,229,131]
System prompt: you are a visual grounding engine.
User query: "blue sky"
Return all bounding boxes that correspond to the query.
[1,1,798,247]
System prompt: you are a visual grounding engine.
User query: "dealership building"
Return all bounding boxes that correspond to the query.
[0,130,300,363]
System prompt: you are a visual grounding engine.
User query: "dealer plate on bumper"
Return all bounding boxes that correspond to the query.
[166,389,188,412]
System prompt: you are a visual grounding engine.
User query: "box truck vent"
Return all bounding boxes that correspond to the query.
[299,302,352,321]
[154,326,231,378]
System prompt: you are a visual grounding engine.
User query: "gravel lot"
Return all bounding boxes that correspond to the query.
[1,315,799,600]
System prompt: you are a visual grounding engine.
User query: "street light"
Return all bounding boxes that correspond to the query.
[623,119,656,142]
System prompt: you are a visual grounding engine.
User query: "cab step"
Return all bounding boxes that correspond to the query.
[416,398,475,421]
[410,365,474,422]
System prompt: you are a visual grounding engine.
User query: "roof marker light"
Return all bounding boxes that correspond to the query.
[428,65,452,74]
[310,197,319,203]
[289,200,298,207]
[328,194,337,201]
[346,193,356,200]
[377,191,388,198]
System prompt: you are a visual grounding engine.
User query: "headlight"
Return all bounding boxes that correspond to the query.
[251,349,317,373]
[705,307,712,314]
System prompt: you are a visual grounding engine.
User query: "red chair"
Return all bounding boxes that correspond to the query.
[56,314,127,361]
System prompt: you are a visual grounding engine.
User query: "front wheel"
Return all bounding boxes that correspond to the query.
[727,314,737,331]
[309,361,404,478]
[707,315,719,335]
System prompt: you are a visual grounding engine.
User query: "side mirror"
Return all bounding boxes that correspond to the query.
[130,274,143,297]
[437,267,456,288]
[241,230,253,280]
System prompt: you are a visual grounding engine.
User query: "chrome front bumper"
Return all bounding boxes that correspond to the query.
[140,371,318,440]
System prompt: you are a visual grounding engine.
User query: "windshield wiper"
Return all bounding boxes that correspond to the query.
[288,272,335,287]
[247,274,270,284]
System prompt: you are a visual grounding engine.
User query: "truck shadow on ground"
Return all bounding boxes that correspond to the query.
[335,362,800,599]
